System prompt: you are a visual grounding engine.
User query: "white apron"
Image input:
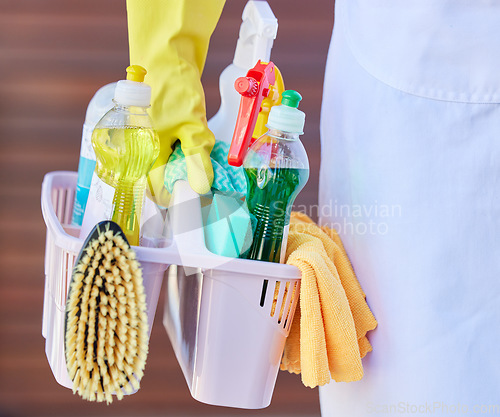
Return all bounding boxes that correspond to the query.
[319,1,500,416]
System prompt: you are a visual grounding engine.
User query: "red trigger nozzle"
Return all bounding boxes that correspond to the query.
[235,77,258,97]
[228,60,276,167]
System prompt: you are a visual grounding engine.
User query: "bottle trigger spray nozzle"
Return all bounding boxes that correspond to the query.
[233,1,278,70]
[228,60,276,167]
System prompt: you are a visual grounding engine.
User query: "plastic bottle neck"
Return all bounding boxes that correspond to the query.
[113,100,150,117]
[266,128,300,141]
[113,99,151,109]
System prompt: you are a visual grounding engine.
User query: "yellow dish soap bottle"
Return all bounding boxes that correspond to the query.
[80,65,160,246]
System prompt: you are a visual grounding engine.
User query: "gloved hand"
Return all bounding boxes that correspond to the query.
[126,0,226,205]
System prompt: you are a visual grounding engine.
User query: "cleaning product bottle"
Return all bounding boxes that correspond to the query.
[230,89,309,263]
[80,65,160,246]
[71,82,116,226]
[208,0,280,143]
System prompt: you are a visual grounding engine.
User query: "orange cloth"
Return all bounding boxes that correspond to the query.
[281,212,378,387]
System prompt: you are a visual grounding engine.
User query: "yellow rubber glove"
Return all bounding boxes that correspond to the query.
[126,0,226,205]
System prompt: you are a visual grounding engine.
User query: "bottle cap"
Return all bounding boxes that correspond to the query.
[114,65,151,107]
[126,65,147,82]
[267,90,305,134]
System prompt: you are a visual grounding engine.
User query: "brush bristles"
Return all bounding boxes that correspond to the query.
[66,225,149,404]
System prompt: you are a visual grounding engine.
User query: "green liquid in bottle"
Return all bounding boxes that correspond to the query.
[244,167,308,263]
[92,126,159,246]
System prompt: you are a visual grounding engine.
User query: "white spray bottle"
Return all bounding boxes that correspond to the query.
[208,0,279,143]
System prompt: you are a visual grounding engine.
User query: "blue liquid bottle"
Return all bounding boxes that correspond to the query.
[71,82,116,226]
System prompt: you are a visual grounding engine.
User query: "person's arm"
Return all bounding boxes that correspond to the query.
[127,0,226,204]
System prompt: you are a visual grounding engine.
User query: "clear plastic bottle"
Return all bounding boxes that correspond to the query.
[80,65,160,246]
[242,90,309,263]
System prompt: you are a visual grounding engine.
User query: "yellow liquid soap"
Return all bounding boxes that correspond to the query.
[92,126,160,246]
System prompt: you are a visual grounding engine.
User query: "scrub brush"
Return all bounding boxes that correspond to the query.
[65,220,149,403]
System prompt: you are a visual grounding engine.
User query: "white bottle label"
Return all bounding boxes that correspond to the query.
[72,123,97,226]
[280,224,290,264]
[79,172,115,239]
[81,122,96,161]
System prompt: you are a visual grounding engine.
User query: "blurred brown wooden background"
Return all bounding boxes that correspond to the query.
[0,0,333,415]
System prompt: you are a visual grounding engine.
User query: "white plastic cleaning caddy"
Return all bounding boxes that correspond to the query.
[41,171,301,409]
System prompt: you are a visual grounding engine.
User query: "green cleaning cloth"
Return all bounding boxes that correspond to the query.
[164,141,247,195]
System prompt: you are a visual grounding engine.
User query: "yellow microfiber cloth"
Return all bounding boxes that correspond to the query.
[280,211,378,388]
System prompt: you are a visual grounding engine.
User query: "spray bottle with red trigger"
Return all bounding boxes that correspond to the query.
[208,0,280,144]
[229,61,309,263]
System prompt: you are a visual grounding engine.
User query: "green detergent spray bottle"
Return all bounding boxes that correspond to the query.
[229,76,309,263]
